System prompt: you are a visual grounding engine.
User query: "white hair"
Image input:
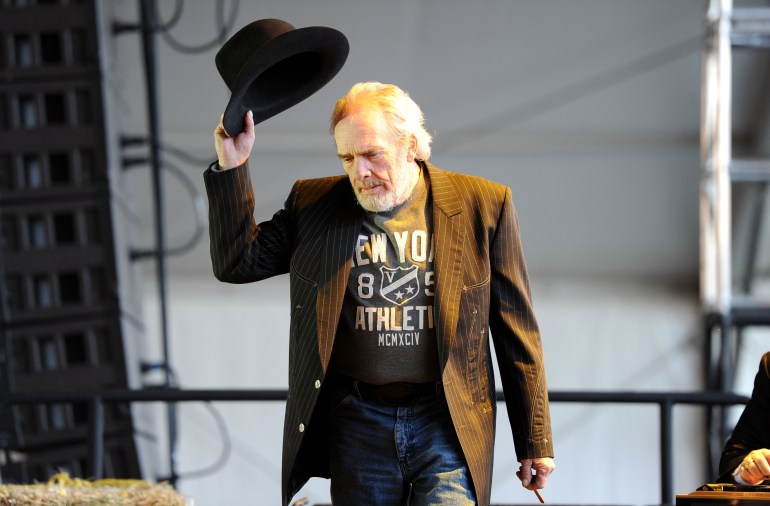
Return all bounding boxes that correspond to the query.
[330,82,433,160]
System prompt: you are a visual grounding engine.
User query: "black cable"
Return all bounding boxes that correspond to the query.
[156,0,184,32]
[125,157,206,260]
[110,186,143,224]
[175,402,233,479]
[436,33,704,154]
[120,307,147,334]
[140,366,232,480]
[160,0,240,55]
[157,159,206,257]
[160,142,215,166]
[122,137,213,166]
[133,428,159,443]
[117,138,206,258]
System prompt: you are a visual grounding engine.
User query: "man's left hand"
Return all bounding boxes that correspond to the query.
[517,457,555,490]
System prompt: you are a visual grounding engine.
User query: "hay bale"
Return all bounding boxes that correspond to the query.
[0,473,187,506]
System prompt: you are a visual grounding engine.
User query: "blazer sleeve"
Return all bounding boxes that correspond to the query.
[718,352,770,481]
[203,161,295,283]
[487,186,554,460]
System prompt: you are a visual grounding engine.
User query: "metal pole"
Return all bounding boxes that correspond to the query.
[700,0,733,317]
[701,0,734,476]
[660,399,674,505]
[87,396,105,480]
[700,0,717,313]
[714,0,733,319]
[138,0,177,485]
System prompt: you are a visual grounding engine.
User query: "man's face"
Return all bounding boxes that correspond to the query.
[334,108,417,212]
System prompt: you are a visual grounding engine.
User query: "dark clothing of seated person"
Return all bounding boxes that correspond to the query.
[718,352,770,485]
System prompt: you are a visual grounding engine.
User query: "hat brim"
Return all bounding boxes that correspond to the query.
[222,26,349,136]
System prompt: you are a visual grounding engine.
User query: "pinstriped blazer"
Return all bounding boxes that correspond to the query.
[204,161,554,506]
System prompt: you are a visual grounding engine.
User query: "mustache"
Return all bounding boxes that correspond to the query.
[356,178,384,190]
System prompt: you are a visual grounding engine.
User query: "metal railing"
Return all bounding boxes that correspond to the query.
[0,388,750,505]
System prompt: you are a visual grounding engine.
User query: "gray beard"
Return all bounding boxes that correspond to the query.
[351,166,418,212]
[354,191,398,213]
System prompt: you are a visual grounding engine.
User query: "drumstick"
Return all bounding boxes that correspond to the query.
[533,489,545,504]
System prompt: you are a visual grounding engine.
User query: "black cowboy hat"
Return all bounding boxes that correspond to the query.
[215,18,349,136]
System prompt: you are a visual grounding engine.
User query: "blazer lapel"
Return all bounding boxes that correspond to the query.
[316,195,362,373]
[426,164,465,366]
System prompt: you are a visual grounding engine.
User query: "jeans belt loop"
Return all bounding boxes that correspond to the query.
[352,379,363,399]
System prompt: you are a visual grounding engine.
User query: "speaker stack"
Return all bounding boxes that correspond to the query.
[0,0,141,483]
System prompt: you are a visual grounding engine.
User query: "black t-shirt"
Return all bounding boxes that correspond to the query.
[330,170,440,384]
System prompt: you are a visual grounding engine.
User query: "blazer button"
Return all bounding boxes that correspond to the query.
[298,423,305,433]
[314,379,321,389]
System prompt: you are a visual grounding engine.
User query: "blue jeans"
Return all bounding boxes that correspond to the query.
[327,386,476,506]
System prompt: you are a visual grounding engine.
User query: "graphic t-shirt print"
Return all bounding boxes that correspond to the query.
[349,229,435,347]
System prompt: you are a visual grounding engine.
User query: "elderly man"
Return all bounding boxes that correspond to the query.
[205,81,555,506]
